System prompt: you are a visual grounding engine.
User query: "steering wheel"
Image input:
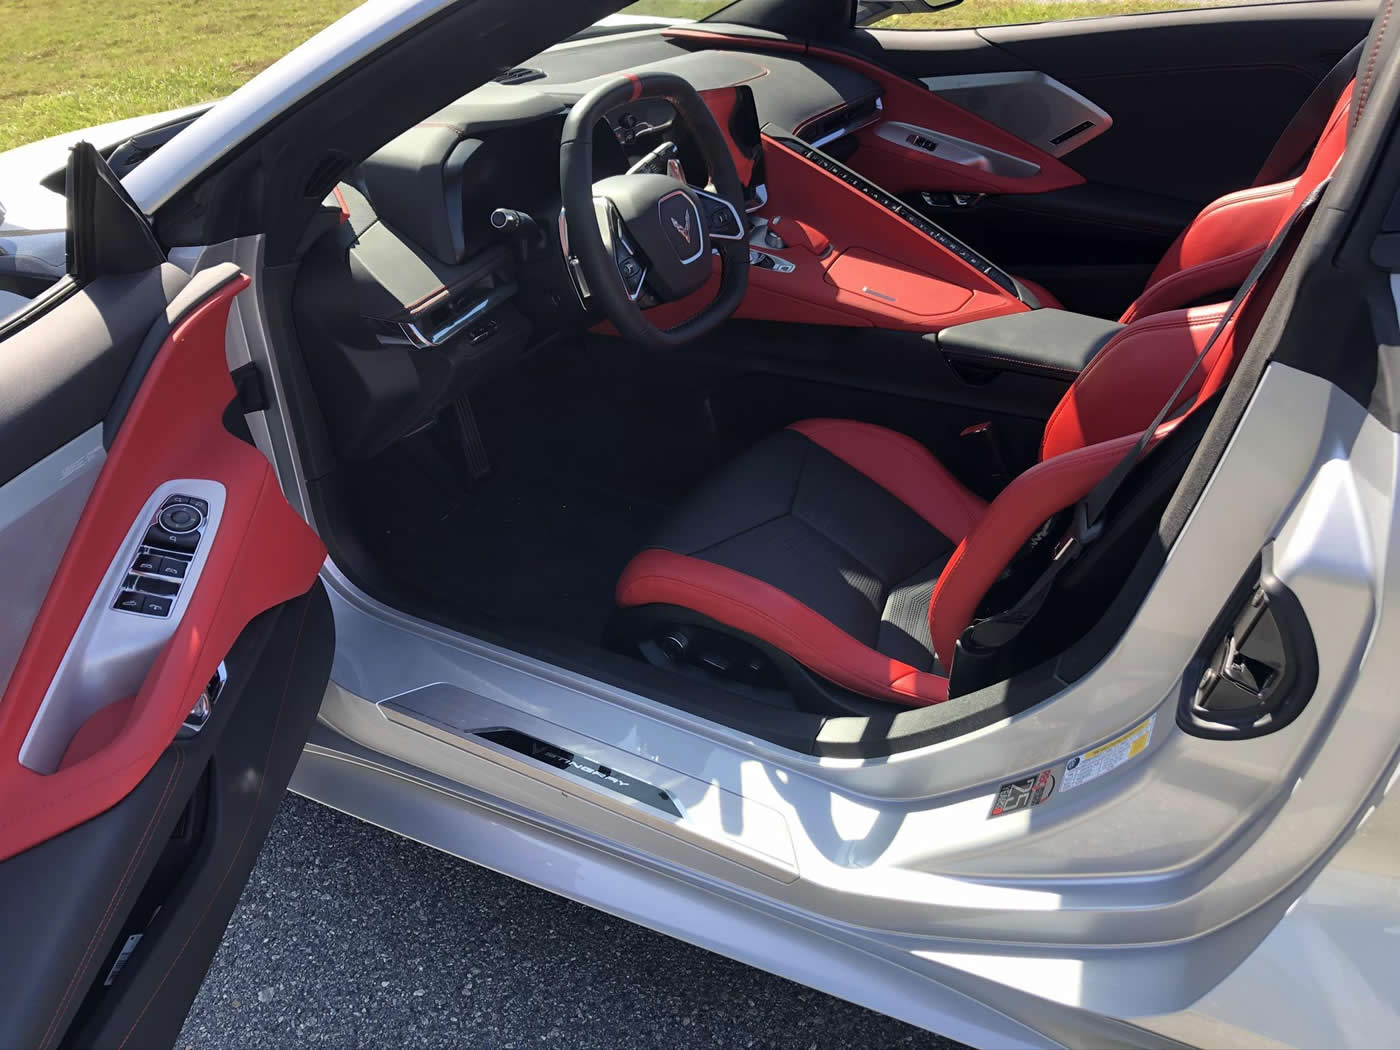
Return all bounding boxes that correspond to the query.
[560,72,750,349]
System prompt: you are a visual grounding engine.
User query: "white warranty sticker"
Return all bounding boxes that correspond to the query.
[1061,714,1155,791]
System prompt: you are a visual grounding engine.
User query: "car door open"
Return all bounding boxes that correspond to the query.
[0,144,333,1050]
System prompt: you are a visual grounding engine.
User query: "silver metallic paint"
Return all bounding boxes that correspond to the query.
[284,362,1400,1042]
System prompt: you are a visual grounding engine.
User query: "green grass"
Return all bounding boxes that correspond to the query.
[621,0,1220,27]
[2,0,1220,153]
[871,0,1220,30]
[0,0,361,152]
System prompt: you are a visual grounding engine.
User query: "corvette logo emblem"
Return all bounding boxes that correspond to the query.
[670,210,693,245]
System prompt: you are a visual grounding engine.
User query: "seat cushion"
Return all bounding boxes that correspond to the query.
[616,421,987,706]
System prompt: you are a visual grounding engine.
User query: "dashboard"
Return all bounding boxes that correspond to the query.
[293,28,1078,461]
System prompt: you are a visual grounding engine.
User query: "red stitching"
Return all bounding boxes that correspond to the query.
[39,748,186,1050]
[1357,0,1393,125]
[1125,247,1264,323]
[1198,181,1295,219]
[792,419,985,539]
[945,349,1079,377]
[1041,306,1229,459]
[118,600,313,1048]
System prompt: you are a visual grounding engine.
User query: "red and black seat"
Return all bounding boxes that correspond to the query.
[1021,79,1356,322]
[616,79,1354,708]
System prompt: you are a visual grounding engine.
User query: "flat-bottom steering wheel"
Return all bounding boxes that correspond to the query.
[560,72,750,349]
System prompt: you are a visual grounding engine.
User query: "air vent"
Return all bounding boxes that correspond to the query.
[493,66,546,86]
[800,95,882,149]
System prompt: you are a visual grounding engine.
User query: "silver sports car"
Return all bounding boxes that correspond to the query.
[1,1,1397,1047]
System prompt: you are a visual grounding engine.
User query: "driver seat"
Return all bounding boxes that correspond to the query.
[614,85,1350,707]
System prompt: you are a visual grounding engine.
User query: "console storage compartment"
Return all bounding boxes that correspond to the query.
[936,308,1123,382]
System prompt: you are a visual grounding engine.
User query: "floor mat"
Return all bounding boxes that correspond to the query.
[346,424,670,645]
[409,473,666,643]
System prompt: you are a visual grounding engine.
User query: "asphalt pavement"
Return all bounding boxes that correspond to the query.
[179,793,965,1050]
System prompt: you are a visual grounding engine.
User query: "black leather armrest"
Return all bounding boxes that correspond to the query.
[937,309,1124,381]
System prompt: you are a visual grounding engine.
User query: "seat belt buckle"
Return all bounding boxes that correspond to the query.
[959,421,1011,488]
[1053,501,1103,562]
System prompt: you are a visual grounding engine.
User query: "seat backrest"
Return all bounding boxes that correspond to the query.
[1044,81,1353,465]
[925,82,1355,669]
[1118,82,1355,325]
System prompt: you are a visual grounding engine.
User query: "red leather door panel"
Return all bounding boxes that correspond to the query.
[0,274,326,863]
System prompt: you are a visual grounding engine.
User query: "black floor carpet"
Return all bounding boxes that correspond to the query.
[341,338,716,645]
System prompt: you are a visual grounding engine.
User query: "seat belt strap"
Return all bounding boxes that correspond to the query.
[962,177,1333,654]
[1253,40,1364,186]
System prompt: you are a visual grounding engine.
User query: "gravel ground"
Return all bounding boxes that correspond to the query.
[179,793,965,1050]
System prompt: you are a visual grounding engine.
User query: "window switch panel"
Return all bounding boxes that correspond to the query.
[135,576,180,597]
[140,594,173,617]
[116,493,210,615]
[132,551,163,575]
[155,556,187,580]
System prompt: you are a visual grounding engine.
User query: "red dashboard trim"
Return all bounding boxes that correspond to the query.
[663,27,1083,196]
[600,130,1028,335]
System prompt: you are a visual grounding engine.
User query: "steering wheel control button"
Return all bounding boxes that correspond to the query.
[159,504,203,534]
[616,255,646,300]
[114,591,145,614]
[699,194,744,240]
[141,594,174,617]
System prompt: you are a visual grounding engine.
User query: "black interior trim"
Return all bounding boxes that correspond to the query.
[0,584,333,1050]
[64,142,166,283]
[937,308,1124,380]
[152,0,628,260]
[0,265,188,488]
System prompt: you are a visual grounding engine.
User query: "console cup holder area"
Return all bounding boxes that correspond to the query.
[17,480,226,774]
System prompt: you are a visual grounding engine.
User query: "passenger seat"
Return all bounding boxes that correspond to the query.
[1019,69,1357,323]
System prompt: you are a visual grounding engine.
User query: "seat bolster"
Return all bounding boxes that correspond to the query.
[1119,180,1295,324]
[616,549,951,707]
[1040,303,1230,462]
[1119,244,1263,326]
[928,428,1171,667]
[788,419,986,543]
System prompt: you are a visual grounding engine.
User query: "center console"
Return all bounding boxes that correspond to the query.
[937,308,1124,381]
[762,133,1025,300]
